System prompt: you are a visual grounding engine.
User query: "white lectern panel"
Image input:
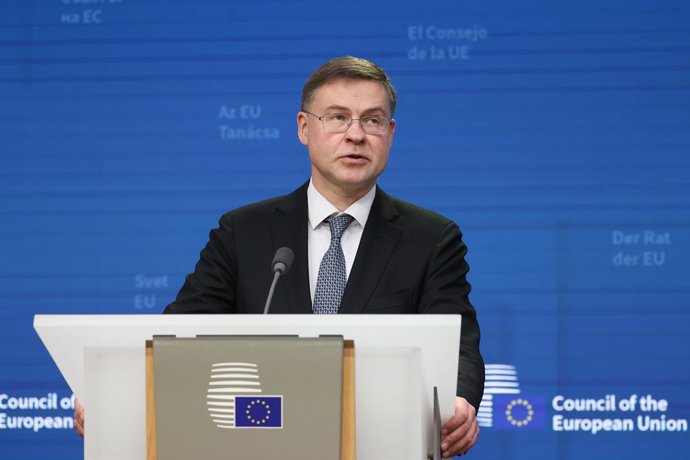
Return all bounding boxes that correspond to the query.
[34,314,461,460]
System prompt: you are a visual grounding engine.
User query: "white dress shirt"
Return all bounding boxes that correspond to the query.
[307,180,376,303]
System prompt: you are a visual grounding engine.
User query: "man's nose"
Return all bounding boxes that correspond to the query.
[344,119,366,142]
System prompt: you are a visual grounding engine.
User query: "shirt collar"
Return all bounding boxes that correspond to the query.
[307,179,376,230]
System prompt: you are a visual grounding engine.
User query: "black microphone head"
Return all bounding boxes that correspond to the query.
[271,247,294,275]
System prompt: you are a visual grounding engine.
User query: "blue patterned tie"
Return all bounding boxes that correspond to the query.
[312,214,355,314]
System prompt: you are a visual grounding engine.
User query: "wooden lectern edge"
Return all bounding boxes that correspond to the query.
[145,341,157,460]
[146,338,356,460]
[341,340,356,460]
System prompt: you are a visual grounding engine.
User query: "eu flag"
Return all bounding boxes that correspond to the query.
[492,395,546,430]
[235,396,283,428]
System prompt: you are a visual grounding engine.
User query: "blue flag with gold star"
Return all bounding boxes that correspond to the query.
[492,395,546,430]
[235,396,283,428]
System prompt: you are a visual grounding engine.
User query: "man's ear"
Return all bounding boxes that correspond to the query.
[296,112,309,146]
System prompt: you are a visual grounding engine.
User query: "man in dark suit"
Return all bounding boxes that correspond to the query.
[77,56,483,457]
[164,56,484,457]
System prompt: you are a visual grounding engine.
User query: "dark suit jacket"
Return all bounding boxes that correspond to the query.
[164,182,485,410]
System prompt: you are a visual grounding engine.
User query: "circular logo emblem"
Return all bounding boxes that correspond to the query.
[244,399,273,425]
[505,398,534,427]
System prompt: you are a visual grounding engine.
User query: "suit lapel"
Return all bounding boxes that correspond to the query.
[339,187,402,314]
[269,183,313,313]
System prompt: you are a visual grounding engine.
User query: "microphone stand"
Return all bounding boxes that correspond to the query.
[263,270,283,314]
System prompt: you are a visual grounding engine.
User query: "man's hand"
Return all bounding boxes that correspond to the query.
[441,396,479,457]
[74,399,85,438]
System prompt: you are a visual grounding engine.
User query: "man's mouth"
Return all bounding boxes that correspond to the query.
[341,153,367,161]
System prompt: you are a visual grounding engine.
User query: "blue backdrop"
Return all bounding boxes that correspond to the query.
[1,0,689,458]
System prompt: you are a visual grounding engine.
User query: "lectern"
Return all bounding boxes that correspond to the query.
[34,314,461,460]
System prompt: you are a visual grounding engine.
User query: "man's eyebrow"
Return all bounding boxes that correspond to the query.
[321,104,351,113]
[322,104,388,116]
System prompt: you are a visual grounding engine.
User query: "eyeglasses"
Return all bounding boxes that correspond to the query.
[303,110,392,135]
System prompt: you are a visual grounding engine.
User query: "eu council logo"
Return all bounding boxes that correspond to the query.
[477,364,546,430]
[493,395,546,430]
[206,362,284,430]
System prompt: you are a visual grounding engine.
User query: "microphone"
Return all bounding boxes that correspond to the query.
[272,247,294,276]
[263,247,294,314]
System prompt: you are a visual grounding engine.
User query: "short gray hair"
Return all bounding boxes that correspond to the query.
[301,56,397,116]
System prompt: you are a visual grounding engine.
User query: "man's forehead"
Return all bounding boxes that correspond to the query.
[310,79,390,112]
